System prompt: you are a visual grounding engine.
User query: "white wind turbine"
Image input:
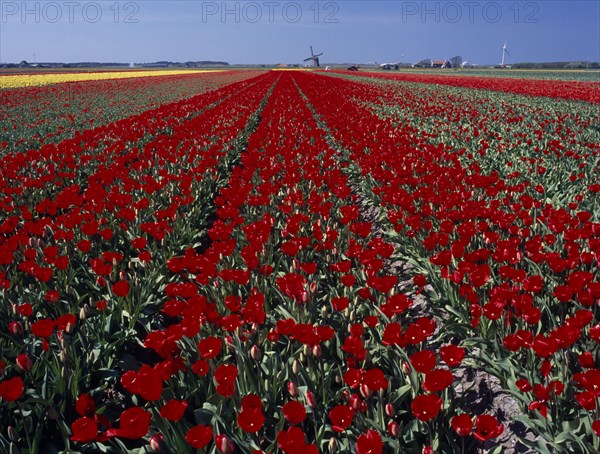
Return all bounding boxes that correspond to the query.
[500,39,511,66]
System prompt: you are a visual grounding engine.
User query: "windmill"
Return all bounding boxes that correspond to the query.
[500,39,511,66]
[304,46,323,67]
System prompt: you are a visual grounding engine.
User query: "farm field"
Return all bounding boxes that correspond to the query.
[0,69,599,454]
[0,70,229,89]
[330,70,600,102]
[0,70,264,154]
[360,69,600,82]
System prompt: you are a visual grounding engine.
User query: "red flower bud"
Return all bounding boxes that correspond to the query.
[388,421,400,436]
[9,321,23,337]
[216,434,234,454]
[350,393,362,411]
[305,390,316,408]
[287,381,299,397]
[385,403,395,417]
[149,433,164,452]
[16,354,32,372]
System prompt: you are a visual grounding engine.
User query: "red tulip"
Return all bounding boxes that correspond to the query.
[473,414,504,442]
[191,359,210,376]
[410,350,437,374]
[277,426,317,453]
[516,379,532,393]
[592,420,600,437]
[578,352,595,368]
[198,336,222,359]
[451,414,472,436]
[160,399,188,422]
[411,394,442,421]
[112,280,130,297]
[440,344,465,367]
[185,425,213,449]
[363,368,388,392]
[0,376,24,401]
[423,368,454,393]
[331,296,349,311]
[75,394,96,416]
[214,364,238,397]
[413,274,427,287]
[105,407,151,439]
[238,394,265,433]
[356,429,383,454]
[70,416,98,443]
[282,400,307,425]
[343,368,364,388]
[329,405,354,432]
[575,391,596,411]
[31,318,55,338]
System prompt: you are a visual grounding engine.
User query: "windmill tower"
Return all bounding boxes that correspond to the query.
[304,46,323,67]
[500,39,511,66]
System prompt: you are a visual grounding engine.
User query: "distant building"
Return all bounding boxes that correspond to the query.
[431,60,451,68]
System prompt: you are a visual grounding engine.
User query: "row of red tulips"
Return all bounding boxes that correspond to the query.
[295,71,599,451]
[0,71,279,452]
[347,75,599,214]
[126,70,494,453]
[0,71,273,243]
[0,70,262,154]
[331,70,600,103]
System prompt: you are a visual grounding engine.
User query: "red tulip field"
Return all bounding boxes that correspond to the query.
[0,69,599,453]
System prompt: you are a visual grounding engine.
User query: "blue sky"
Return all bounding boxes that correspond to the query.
[1,1,599,65]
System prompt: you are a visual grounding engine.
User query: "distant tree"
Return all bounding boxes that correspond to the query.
[19,60,28,66]
[414,59,432,68]
[449,55,463,68]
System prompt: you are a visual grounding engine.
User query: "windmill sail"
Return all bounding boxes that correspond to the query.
[304,46,323,67]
